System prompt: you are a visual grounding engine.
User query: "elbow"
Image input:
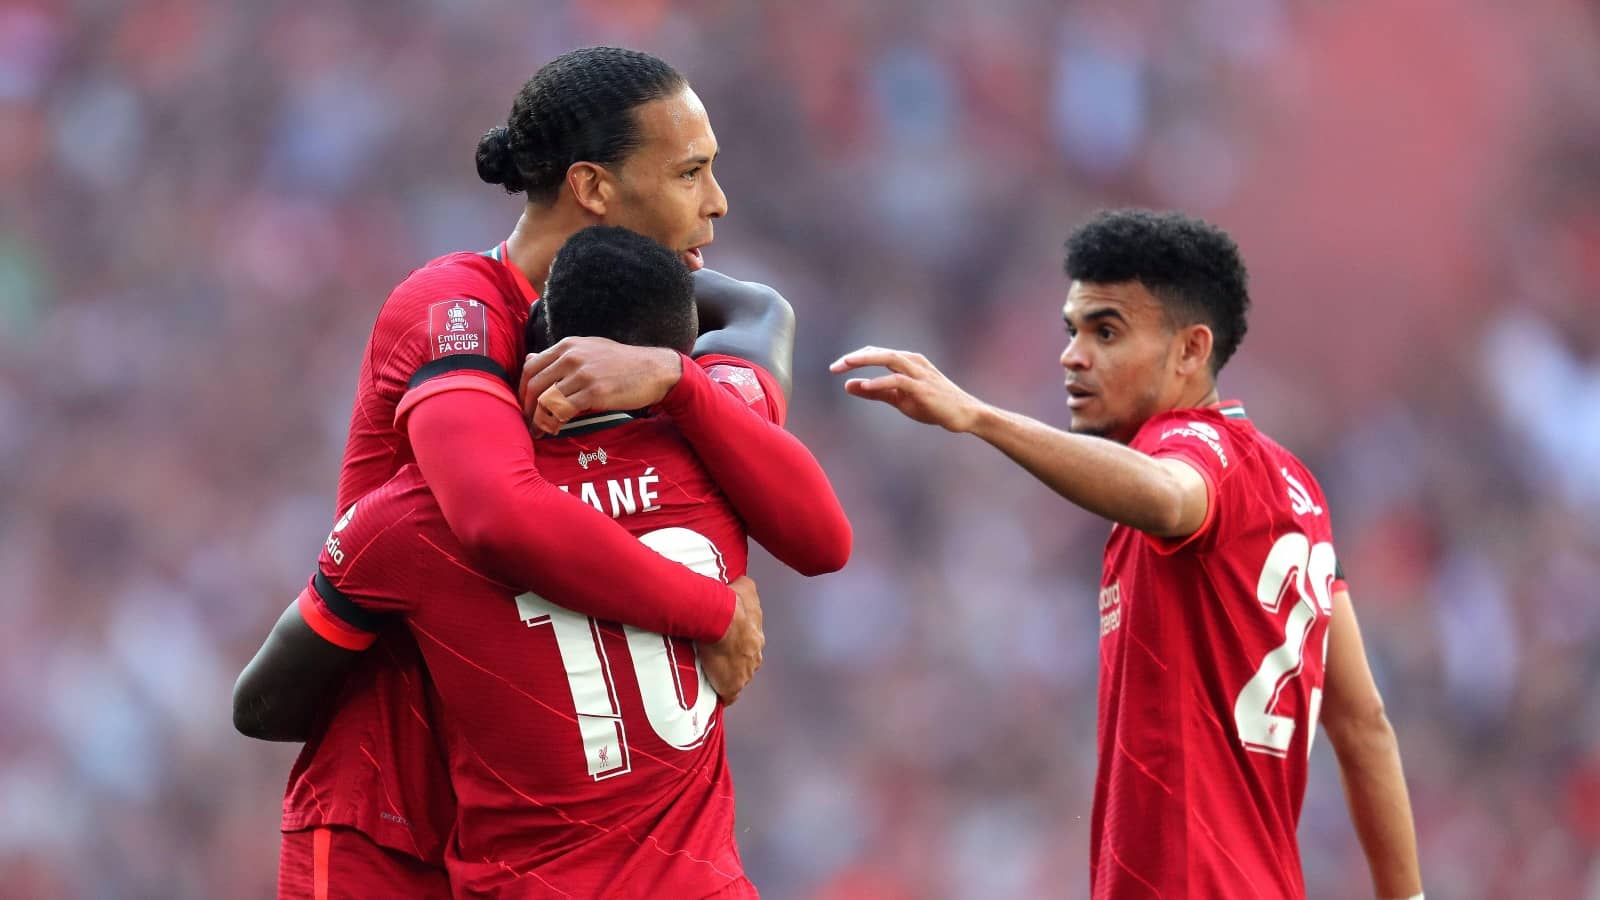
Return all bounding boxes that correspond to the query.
[1323,696,1396,753]
[232,666,309,742]
[794,520,853,577]
[231,676,273,741]
[451,502,528,573]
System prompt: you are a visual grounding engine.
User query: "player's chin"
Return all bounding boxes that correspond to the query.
[1067,412,1110,438]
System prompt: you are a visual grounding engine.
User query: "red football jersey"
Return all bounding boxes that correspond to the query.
[282,242,538,862]
[1091,401,1341,900]
[301,407,755,898]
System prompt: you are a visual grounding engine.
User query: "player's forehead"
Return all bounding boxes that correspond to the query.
[1063,280,1162,325]
[630,87,718,169]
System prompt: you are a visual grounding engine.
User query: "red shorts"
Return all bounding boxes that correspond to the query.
[279,827,449,899]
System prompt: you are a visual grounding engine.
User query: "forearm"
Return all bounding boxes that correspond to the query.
[410,387,736,642]
[660,360,851,574]
[691,270,796,398]
[1328,718,1423,898]
[967,404,1191,534]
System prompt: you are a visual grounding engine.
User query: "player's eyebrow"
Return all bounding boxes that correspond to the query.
[674,150,718,168]
[1066,306,1129,327]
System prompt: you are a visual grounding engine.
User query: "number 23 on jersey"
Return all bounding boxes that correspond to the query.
[1234,532,1336,761]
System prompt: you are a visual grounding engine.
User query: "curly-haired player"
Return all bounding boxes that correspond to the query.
[832,209,1423,900]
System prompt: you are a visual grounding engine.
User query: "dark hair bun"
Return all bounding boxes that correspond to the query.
[475,125,526,193]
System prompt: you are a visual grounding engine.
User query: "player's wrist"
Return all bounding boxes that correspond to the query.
[961,400,999,436]
[657,348,685,389]
[657,352,703,413]
[716,587,742,642]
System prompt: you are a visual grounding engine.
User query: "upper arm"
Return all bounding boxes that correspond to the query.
[1150,456,1211,539]
[1320,588,1389,739]
[1134,415,1232,546]
[379,267,525,441]
[690,269,796,399]
[401,384,538,554]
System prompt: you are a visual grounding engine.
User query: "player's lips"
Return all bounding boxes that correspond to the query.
[682,244,707,271]
[1065,383,1096,409]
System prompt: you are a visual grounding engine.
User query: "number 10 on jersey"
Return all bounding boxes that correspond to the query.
[515,527,726,780]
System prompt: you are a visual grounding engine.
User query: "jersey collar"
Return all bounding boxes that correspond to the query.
[1211,399,1249,420]
[492,241,541,305]
[555,411,641,437]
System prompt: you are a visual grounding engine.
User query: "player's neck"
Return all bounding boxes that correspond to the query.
[1175,379,1221,412]
[504,206,584,293]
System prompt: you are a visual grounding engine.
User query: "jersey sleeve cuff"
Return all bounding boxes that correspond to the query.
[395,368,520,433]
[1141,453,1218,556]
[296,581,378,651]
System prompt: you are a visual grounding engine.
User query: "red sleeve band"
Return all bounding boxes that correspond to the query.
[395,370,520,433]
[296,583,378,651]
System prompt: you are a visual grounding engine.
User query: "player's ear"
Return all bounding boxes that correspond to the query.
[566,162,614,218]
[1176,323,1214,377]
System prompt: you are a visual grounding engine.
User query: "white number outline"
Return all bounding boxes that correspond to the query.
[515,526,727,780]
[1233,532,1336,759]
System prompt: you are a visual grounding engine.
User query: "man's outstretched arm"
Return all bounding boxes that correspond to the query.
[1320,587,1424,900]
[829,346,1208,538]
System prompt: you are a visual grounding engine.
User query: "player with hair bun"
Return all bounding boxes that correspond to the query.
[235,47,830,897]
[246,225,848,897]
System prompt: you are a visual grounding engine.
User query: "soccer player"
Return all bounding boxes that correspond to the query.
[245,225,849,897]
[829,210,1423,899]
[233,48,825,897]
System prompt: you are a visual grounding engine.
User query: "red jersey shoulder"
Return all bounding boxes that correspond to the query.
[1133,408,1239,474]
[695,353,786,426]
[371,252,528,380]
[1250,429,1334,531]
[318,467,457,616]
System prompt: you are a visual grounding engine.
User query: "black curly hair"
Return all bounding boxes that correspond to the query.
[1064,209,1251,375]
[540,226,697,353]
[476,47,687,202]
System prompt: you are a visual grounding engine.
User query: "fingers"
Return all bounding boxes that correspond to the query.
[533,384,578,434]
[829,346,928,375]
[530,399,564,435]
[844,383,903,405]
[519,345,565,418]
[843,374,910,405]
[519,337,593,418]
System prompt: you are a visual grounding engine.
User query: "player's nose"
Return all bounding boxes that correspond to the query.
[704,171,728,219]
[1060,340,1085,370]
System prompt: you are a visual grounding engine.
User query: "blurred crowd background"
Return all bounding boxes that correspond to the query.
[3,0,1598,896]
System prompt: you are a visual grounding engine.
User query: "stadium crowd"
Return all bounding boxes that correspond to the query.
[1,0,1597,896]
